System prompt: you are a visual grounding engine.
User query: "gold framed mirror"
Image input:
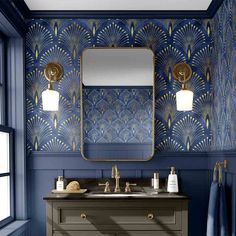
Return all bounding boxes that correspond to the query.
[80,48,155,161]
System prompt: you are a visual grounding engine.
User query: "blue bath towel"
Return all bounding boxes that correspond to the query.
[207,181,219,236]
[219,184,229,236]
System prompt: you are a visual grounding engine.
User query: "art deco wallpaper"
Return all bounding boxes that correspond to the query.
[26,19,213,152]
[211,0,236,150]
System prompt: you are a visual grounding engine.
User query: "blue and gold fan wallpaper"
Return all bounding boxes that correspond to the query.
[83,87,153,144]
[211,0,236,150]
[26,18,214,153]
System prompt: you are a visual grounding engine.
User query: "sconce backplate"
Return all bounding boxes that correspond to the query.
[173,62,192,83]
[44,62,64,82]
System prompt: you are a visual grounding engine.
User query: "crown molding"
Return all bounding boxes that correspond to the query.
[13,0,224,19]
[206,0,224,18]
[0,0,27,35]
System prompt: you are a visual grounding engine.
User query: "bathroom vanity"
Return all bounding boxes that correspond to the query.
[44,191,188,236]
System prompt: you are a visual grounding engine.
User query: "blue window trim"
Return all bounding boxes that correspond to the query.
[0,125,15,229]
[0,7,27,221]
[0,31,7,126]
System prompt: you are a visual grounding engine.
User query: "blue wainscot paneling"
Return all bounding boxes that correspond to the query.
[28,152,210,236]
[28,152,236,236]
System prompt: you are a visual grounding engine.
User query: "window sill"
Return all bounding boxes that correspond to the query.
[0,220,29,236]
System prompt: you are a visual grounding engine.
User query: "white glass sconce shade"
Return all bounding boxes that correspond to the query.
[42,89,59,111]
[176,89,193,111]
[42,62,64,111]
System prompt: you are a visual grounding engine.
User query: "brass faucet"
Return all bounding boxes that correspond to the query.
[112,165,120,193]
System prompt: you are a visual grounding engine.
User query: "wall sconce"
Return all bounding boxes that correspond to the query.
[173,63,193,111]
[42,62,64,111]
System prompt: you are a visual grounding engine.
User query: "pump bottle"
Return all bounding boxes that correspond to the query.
[167,167,178,193]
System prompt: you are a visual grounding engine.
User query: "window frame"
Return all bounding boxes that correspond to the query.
[0,125,14,229]
[0,31,14,229]
[0,31,7,126]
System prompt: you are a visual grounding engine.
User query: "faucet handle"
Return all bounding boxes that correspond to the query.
[125,182,137,193]
[98,181,111,193]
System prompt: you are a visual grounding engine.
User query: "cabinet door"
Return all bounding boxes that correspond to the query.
[118,232,182,236]
[54,231,116,236]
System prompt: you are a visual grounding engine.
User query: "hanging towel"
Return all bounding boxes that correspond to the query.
[218,164,229,236]
[207,181,219,236]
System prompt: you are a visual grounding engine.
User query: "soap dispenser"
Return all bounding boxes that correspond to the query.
[56,176,64,191]
[167,167,178,193]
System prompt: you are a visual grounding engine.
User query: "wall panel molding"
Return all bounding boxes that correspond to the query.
[28,151,236,173]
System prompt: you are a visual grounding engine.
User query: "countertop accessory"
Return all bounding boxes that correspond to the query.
[56,176,64,191]
[66,181,80,191]
[167,167,179,193]
[153,172,159,190]
[51,189,87,194]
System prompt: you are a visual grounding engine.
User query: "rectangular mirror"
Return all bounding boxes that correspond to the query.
[80,48,155,161]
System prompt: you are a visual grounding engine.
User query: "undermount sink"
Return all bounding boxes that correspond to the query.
[88,187,148,197]
[88,192,148,197]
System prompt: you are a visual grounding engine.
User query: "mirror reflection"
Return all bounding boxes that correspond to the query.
[81,48,155,161]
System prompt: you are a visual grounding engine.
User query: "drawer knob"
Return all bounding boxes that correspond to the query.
[81,213,87,219]
[147,213,154,220]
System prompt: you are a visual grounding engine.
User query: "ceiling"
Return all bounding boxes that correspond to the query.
[24,0,212,11]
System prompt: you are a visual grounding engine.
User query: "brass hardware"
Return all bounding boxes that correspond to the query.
[80,213,87,219]
[215,160,227,170]
[80,47,155,162]
[98,181,111,193]
[44,62,64,83]
[223,160,228,169]
[147,213,154,220]
[112,165,121,193]
[125,182,137,193]
[173,63,192,84]
[213,160,227,184]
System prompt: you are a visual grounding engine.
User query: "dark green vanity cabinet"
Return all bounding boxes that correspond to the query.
[44,196,189,236]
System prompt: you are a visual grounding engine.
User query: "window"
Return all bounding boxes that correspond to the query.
[0,33,6,125]
[0,32,14,228]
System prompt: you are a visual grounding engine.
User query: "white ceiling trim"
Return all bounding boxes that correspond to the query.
[24,0,212,11]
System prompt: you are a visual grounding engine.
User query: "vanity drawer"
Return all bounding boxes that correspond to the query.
[52,200,182,231]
